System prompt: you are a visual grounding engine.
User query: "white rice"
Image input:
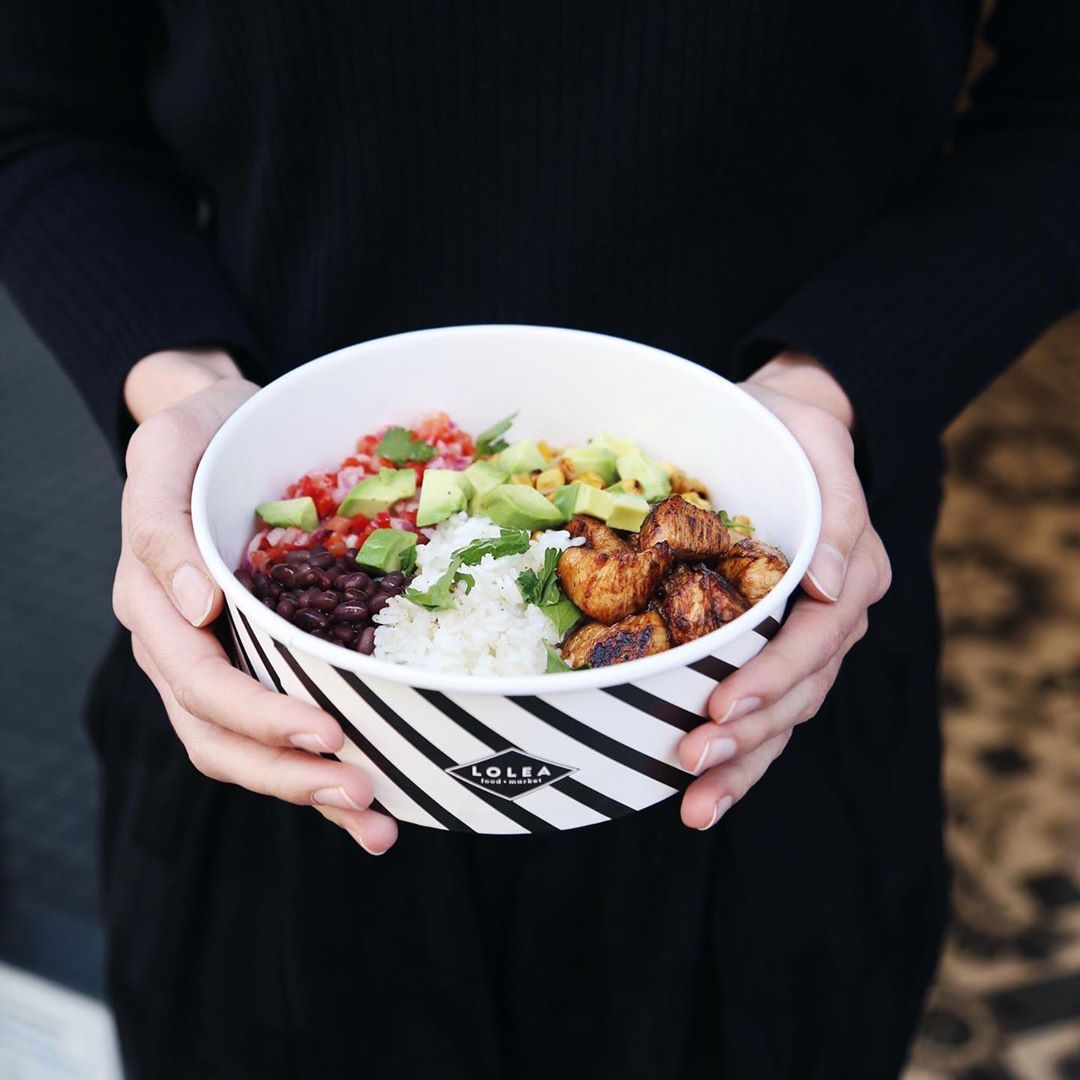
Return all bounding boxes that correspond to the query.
[373,513,583,676]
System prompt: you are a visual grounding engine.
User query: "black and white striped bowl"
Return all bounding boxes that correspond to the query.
[192,326,821,834]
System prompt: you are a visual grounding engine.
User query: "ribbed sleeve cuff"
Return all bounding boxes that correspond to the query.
[735,159,1080,496]
[1,162,264,463]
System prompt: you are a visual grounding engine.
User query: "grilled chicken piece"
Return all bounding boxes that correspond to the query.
[656,564,748,645]
[715,537,789,605]
[566,515,628,552]
[638,495,732,561]
[557,538,670,624]
[561,611,671,669]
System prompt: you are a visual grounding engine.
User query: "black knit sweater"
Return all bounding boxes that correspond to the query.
[1,1,1077,493]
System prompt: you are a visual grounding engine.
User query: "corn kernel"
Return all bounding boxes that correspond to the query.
[535,467,566,496]
[680,491,713,511]
[656,461,676,477]
[619,478,645,496]
[579,471,605,489]
[538,440,558,461]
[511,472,536,486]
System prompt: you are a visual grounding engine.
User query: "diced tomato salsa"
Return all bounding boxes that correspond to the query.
[246,413,474,571]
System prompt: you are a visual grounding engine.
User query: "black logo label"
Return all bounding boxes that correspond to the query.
[446,749,576,801]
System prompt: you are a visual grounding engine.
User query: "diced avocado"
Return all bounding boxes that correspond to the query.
[615,448,672,502]
[605,478,645,497]
[606,492,650,532]
[338,468,416,518]
[417,469,473,527]
[591,432,636,457]
[552,482,616,521]
[495,439,547,475]
[255,496,319,532]
[464,459,509,499]
[560,445,618,485]
[354,528,418,573]
[479,485,569,531]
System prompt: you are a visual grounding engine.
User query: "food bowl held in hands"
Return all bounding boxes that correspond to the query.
[191,325,821,834]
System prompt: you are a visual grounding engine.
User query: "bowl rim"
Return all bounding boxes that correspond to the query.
[192,324,822,696]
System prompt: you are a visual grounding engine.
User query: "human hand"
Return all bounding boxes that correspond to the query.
[114,349,398,854]
[678,350,892,830]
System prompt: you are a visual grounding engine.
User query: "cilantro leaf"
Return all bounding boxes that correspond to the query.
[452,528,531,566]
[545,593,583,638]
[454,568,476,594]
[717,509,755,533]
[518,548,581,638]
[404,558,462,611]
[377,426,437,465]
[399,543,418,576]
[544,643,573,673]
[517,547,560,607]
[475,412,518,456]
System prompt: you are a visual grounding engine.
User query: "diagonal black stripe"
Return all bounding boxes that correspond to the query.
[415,689,634,819]
[553,778,633,820]
[602,683,702,733]
[511,696,689,791]
[689,655,739,683]
[753,615,781,640]
[270,641,469,832]
[235,608,286,693]
[336,671,554,833]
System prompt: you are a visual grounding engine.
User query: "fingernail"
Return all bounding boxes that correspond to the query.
[290,732,333,754]
[350,829,387,856]
[312,786,364,812]
[807,542,846,602]
[714,696,762,725]
[693,736,738,773]
[171,564,214,625]
[698,795,733,831]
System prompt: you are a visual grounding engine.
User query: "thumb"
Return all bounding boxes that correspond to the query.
[743,386,868,603]
[122,379,257,626]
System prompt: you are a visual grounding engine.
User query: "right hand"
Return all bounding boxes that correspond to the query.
[113,349,398,855]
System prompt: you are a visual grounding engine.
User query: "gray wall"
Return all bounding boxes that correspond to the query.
[0,287,120,995]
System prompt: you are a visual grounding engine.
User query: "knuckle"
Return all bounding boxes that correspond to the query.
[127,509,170,567]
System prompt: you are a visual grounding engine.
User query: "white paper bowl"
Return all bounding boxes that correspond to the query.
[192,325,821,834]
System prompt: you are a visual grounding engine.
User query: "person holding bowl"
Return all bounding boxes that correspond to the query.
[1,3,1077,1078]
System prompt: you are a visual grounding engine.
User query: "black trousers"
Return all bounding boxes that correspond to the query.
[87,494,948,1080]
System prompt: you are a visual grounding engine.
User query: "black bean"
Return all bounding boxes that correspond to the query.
[381,580,405,597]
[275,597,297,620]
[340,588,363,602]
[294,608,330,632]
[355,626,376,655]
[308,629,333,641]
[254,573,274,599]
[368,593,390,615]
[295,566,319,587]
[309,551,335,570]
[332,623,356,644]
[267,581,283,600]
[284,549,312,564]
[261,596,276,608]
[310,590,340,612]
[270,563,298,587]
[309,569,331,589]
[383,572,406,588]
[234,569,257,593]
[338,571,372,593]
[332,601,370,623]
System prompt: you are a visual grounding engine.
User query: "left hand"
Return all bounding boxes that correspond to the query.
[678,350,892,830]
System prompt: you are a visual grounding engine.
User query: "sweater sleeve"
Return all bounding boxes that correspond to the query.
[736,0,1080,494]
[0,0,264,454]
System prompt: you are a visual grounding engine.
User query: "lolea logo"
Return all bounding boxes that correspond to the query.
[446,748,576,801]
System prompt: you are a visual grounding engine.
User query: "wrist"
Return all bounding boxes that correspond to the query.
[747,349,856,432]
[124,347,243,423]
